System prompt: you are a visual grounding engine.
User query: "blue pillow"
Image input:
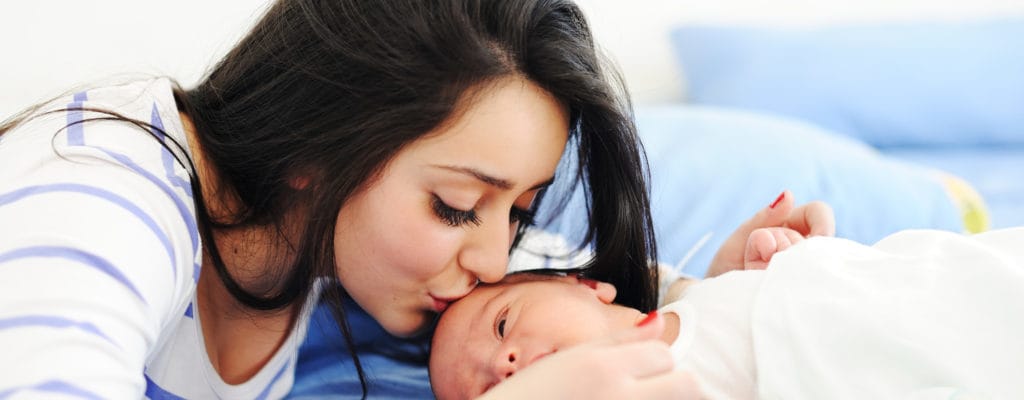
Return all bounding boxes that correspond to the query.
[539,105,970,278]
[670,18,1024,148]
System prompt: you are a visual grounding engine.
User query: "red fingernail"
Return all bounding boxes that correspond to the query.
[637,310,658,327]
[769,192,785,209]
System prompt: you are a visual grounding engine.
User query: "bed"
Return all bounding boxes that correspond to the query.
[287,4,1024,399]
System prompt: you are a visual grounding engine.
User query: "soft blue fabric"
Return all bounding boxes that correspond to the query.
[540,105,965,278]
[884,146,1024,229]
[288,296,433,399]
[670,18,1024,147]
[288,105,967,398]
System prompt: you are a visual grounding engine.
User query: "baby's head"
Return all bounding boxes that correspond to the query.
[429,272,648,400]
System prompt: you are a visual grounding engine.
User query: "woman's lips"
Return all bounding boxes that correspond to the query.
[431,288,473,313]
[432,297,451,313]
[431,294,463,313]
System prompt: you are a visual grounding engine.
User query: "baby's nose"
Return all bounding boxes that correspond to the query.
[492,348,519,380]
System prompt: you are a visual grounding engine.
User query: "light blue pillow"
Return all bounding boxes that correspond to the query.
[670,18,1024,148]
[540,105,968,278]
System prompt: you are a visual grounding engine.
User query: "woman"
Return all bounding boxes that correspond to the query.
[0,0,830,398]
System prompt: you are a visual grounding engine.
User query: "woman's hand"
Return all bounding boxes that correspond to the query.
[706,190,834,278]
[477,313,701,400]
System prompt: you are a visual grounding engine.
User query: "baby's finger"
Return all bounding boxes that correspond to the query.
[745,228,777,270]
[781,228,805,249]
[768,227,800,251]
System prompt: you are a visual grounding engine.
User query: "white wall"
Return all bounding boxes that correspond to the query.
[4,0,1024,119]
[0,1,268,119]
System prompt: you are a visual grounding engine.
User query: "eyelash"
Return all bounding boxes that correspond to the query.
[431,195,537,228]
[495,307,509,339]
[432,195,481,227]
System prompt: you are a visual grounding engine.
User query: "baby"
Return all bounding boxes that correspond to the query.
[429,227,1024,400]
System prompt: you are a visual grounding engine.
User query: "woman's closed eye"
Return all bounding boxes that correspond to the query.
[432,195,481,227]
[432,194,536,228]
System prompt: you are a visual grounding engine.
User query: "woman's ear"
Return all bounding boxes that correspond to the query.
[287,168,316,191]
[288,174,312,190]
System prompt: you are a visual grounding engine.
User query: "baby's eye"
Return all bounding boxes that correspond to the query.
[495,308,509,339]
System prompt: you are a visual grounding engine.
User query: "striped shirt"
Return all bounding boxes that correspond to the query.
[0,78,316,399]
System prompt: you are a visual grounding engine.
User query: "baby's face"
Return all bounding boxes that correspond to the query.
[429,274,645,400]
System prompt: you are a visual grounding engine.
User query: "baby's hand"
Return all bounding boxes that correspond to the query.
[706,190,834,278]
[743,227,805,270]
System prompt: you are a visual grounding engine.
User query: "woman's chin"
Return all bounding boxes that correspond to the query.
[378,311,437,338]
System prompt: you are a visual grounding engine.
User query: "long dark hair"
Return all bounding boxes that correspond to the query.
[2,0,659,394]
[179,0,658,309]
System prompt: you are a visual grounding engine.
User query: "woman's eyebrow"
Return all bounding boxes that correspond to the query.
[432,165,555,191]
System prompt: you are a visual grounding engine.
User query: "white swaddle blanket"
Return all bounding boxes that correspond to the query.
[668,228,1024,400]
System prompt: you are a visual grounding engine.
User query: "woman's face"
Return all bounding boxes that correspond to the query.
[333,76,570,337]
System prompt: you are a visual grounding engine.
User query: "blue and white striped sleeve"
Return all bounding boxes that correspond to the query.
[0,123,198,398]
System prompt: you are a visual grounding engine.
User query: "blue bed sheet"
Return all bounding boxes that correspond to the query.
[883,146,1024,229]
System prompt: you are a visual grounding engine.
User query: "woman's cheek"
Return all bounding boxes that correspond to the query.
[386,217,462,279]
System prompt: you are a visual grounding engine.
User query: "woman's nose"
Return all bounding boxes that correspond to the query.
[459,217,513,284]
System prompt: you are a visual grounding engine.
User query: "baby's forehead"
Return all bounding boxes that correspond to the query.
[437,274,553,329]
[476,272,574,303]
[497,270,573,285]
[440,272,572,326]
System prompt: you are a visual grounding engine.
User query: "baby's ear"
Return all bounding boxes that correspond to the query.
[577,276,617,304]
[594,281,617,304]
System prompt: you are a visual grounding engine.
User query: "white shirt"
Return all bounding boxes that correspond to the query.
[664,269,762,400]
[665,228,1024,400]
[0,78,316,399]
